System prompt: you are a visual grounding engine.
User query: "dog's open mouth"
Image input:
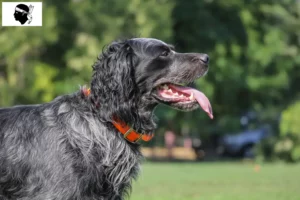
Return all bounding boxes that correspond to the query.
[154,83,213,119]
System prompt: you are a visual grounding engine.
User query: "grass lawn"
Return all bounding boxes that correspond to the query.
[131,162,300,200]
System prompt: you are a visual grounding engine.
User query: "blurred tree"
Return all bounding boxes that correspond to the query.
[0,0,174,106]
[277,100,300,162]
[0,0,58,105]
[171,0,300,139]
[0,0,300,158]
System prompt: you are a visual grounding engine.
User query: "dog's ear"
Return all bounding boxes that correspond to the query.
[90,40,138,120]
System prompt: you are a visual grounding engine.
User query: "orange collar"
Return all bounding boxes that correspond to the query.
[83,88,154,143]
[112,118,154,143]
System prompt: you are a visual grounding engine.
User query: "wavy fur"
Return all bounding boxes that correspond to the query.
[0,38,209,200]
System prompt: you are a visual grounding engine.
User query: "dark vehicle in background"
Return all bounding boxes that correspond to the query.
[217,125,272,158]
[217,112,273,158]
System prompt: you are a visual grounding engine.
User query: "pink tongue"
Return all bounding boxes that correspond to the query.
[169,85,213,119]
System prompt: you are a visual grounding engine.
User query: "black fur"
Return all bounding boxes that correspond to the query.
[0,38,209,200]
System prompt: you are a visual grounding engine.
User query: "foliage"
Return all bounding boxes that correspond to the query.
[172,0,300,136]
[256,101,300,162]
[255,136,278,162]
[280,101,300,138]
[0,0,174,106]
[276,101,300,162]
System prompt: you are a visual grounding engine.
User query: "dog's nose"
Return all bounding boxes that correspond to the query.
[199,54,209,64]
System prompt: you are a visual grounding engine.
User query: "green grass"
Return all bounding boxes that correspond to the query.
[131,162,300,200]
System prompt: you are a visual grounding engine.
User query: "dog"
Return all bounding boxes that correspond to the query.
[0,38,213,200]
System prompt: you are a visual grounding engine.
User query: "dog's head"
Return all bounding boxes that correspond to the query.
[90,38,213,131]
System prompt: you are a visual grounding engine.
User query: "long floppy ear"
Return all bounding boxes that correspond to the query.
[90,40,138,122]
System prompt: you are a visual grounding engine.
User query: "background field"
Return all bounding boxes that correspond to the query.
[131,162,300,200]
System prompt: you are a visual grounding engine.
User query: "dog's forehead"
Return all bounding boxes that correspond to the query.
[129,38,168,47]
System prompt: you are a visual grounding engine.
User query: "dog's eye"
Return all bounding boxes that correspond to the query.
[160,50,170,57]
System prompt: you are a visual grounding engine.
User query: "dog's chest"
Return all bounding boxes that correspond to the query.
[65,135,142,199]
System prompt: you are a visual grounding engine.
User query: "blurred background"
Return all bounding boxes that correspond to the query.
[1,0,300,199]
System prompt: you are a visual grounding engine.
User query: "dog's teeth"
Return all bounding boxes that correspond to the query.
[180,94,184,97]
[162,84,169,90]
[174,92,178,96]
[167,89,172,93]
[189,93,194,100]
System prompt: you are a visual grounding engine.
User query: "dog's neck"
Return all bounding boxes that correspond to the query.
[82,87,156,143]
[112,118,153,143]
